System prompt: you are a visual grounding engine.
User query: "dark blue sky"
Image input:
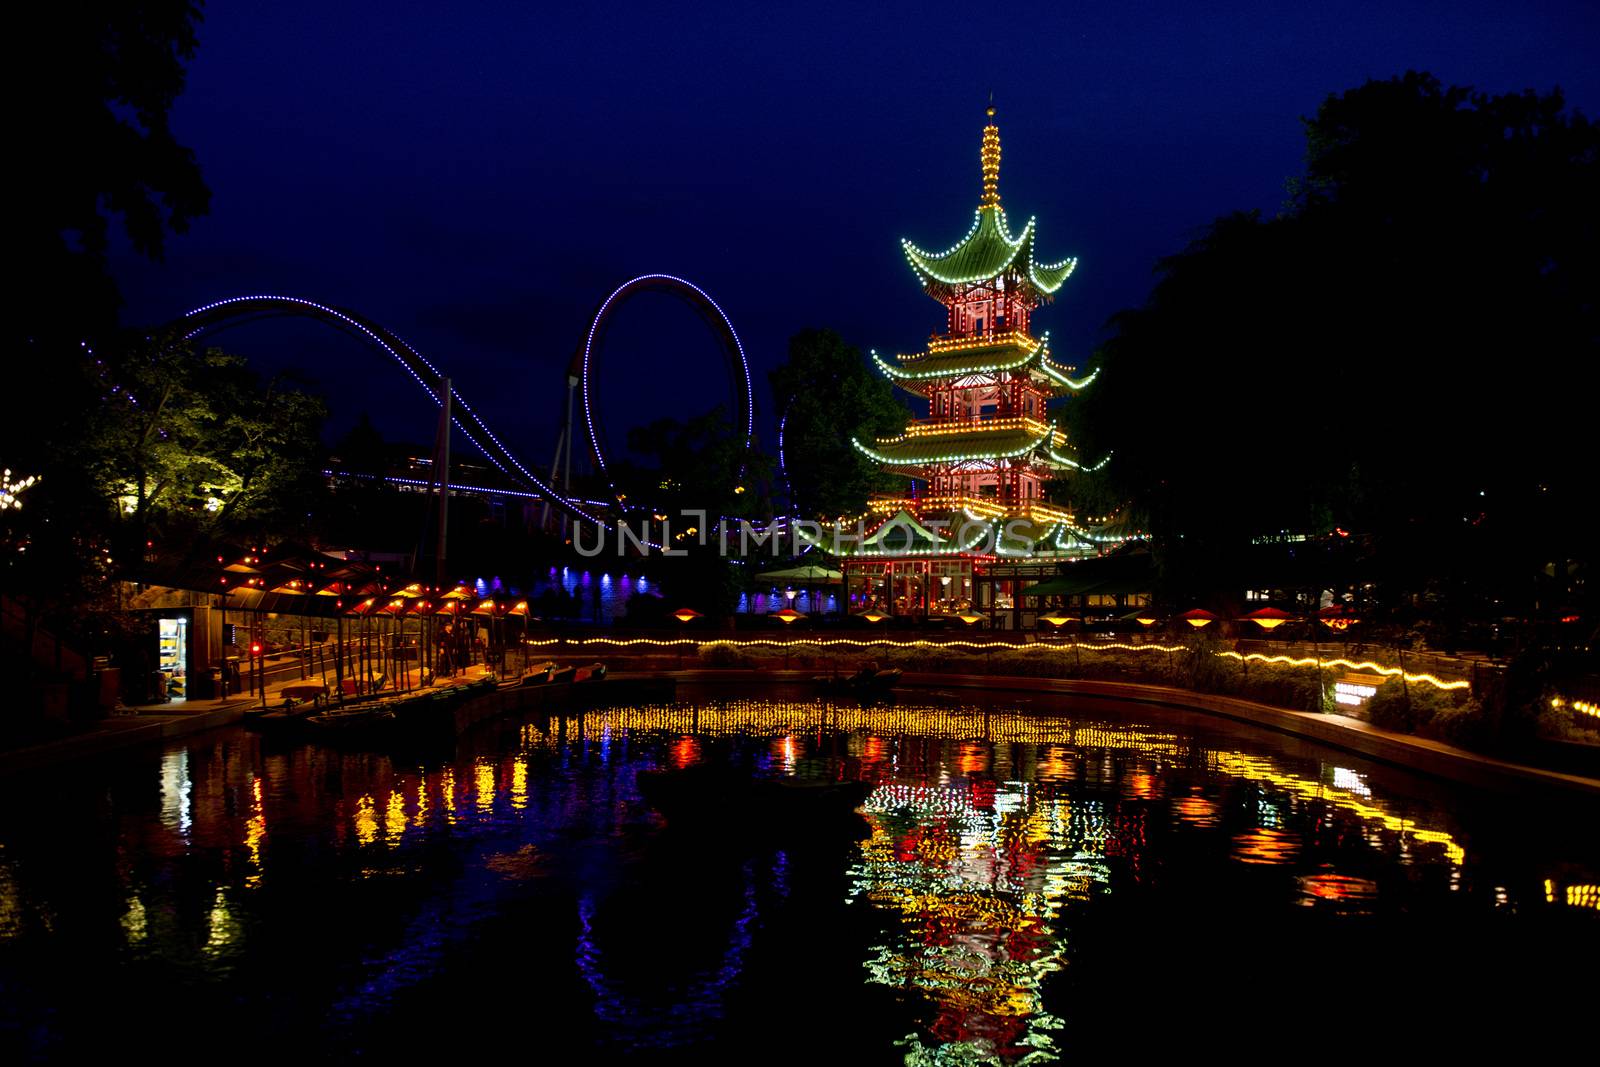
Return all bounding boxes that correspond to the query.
[112,0,1599,470]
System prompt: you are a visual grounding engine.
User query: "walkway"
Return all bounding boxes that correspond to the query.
[0,664,498,775]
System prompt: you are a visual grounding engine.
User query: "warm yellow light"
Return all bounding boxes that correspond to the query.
[1040,614,1075,628]
[672,608,702,623]
[1135,616,1158,627]
[1218,652,1471,691]
[979,114,1002,209]
[1185,618,1212,628]
[958,613,983,625]
[861,612,888,623]
[1252,617,1288,630]
[926,329,1032,354]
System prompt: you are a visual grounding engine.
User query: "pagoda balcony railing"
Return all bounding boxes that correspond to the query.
[867,495,1075,525]
[900,415,1054,438]
[927,327,1034,353]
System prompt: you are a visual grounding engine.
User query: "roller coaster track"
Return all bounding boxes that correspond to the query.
[173,279,758,532]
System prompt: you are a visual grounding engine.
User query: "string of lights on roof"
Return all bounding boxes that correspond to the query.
[873,342,1042,380]
[872,415,1056,444]
[1039,359,1098,391]
[1044,447,1113,473]
[922,329,1037,356]
[850,428,1053,466]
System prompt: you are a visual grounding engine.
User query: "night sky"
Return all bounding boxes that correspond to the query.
[110,1,1599,472]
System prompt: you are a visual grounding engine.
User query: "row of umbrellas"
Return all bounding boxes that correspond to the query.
[164,547,532,620]
[1038,605,1362,630]
[342,584,530,619]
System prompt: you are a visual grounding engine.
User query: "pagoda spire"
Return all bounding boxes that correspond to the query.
[979,105,1001,210]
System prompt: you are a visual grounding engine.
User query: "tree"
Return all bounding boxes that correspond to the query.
[1072,73,1598,622]
[15,2,210,347]
[769,329,908,518]
[613,406,772,522]
[85,339,327,555]
[3,3,212,671]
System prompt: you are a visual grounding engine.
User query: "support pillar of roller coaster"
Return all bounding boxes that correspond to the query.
[434,377,451,589]
[563,371,576,539]
[541,372,581,540]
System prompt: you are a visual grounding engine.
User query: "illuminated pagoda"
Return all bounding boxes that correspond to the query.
[813,107,1111,627]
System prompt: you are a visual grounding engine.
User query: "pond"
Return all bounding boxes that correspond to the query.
[2,686,1595,1062]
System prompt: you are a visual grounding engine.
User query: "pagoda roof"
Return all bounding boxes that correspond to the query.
[902,206,1077,303]
[797,509,992,559]
[900,209,1077,308]
[800,508,1094,560]
[872,333,1098,396]
[862,510,947,551]
[852,422,1056,467]
[1041,441,1112,473]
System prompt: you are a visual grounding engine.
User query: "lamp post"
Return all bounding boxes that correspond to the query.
[672,607,702,667]
[956,612,987,671]
[773,607,803,670]
[1040,613,1076,645]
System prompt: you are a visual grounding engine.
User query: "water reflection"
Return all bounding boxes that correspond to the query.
[0,694,1594,1062]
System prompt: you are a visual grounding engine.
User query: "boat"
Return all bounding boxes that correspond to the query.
[244,702,320,735]
[548,665,577,684]
[303,705,398,739]
[519,661,557,686]
[574,662,607,683]
[637,763,873,838]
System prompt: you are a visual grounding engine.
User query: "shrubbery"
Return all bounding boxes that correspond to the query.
[1364,678,1488,746]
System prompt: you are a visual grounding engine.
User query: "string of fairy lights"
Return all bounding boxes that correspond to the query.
[515,635,1473,692]
[1217,651,1471,691]
[867,495,1075,525]
[903,209,1077,292]
[1,469,40,511]
[851,424,1057,466]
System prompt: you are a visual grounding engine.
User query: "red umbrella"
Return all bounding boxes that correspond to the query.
[1178,608,1218,628]
[1243,606,1294,631]
[1318,604,1359,631]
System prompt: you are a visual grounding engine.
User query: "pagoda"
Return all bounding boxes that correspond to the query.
[810,108,1111,627]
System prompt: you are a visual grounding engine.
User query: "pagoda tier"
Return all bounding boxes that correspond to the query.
[871,332,1096,398]
[902,209,1077,314]
[853,415,1095,509]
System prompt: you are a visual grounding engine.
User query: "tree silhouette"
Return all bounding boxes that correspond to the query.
[769,328,908,518]
[1071,72,1597,625]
